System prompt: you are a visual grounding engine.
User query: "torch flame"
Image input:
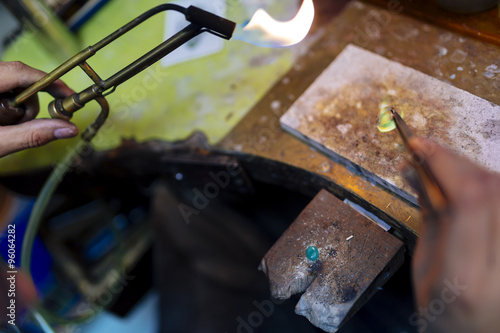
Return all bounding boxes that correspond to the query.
[235,0,315,47]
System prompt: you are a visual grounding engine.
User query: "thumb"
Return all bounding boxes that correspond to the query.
[0,119,78,157]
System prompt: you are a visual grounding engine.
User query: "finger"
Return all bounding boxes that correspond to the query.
[18,94,39,123]
[0,119,78,157]
[0,62,74,126]
[412,226,449,305]
[400,161,425,199]
[44,78,74,99]
[488,175,500,284]
[408,137,489,206]
[0,61,48,91]
[0,61,74,100]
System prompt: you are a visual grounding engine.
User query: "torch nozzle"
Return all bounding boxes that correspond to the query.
[185,6,236,39]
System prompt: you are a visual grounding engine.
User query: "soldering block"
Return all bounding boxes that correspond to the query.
[260,189,404,332]
[280,44,500,204]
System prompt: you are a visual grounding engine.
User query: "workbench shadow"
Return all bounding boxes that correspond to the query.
[151,180,416,333]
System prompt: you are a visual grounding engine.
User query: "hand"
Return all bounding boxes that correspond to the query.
[0,61,78,158]
[405,138,500,333]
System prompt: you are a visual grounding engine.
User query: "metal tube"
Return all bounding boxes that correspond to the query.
[49,23,202,118]
[13,47,95,107]
[3,3,235,124]
[12,4,187,108]
[91,4,186,52]
[79,62,104,85]
[103,23,202,90]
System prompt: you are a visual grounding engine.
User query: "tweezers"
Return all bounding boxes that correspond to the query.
[389,108,448,213]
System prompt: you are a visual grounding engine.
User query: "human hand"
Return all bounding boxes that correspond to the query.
[404,137,500,333]
[0,61,78,158]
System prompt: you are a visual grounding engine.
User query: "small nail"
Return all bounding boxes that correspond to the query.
[54,128,77,139]
[401,164,426,199]
[401,164,419,189]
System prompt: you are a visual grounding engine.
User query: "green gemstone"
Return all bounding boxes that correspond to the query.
[306,246,319,261]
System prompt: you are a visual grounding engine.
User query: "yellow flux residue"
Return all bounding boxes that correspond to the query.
[377,100,403,133]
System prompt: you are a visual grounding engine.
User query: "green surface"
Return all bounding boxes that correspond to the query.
[1,0,297,173]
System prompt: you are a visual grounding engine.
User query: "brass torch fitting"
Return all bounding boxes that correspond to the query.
[48,93,83,120]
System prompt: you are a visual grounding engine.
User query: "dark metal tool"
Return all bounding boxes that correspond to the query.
[0,4,236,126]
[389,108,448,213]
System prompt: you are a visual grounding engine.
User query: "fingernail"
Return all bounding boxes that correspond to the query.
[401,164,419,189]
[401,163,425,198]
[54,128,77,139]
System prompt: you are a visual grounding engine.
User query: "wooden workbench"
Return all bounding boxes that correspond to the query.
[218,0,500,248]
